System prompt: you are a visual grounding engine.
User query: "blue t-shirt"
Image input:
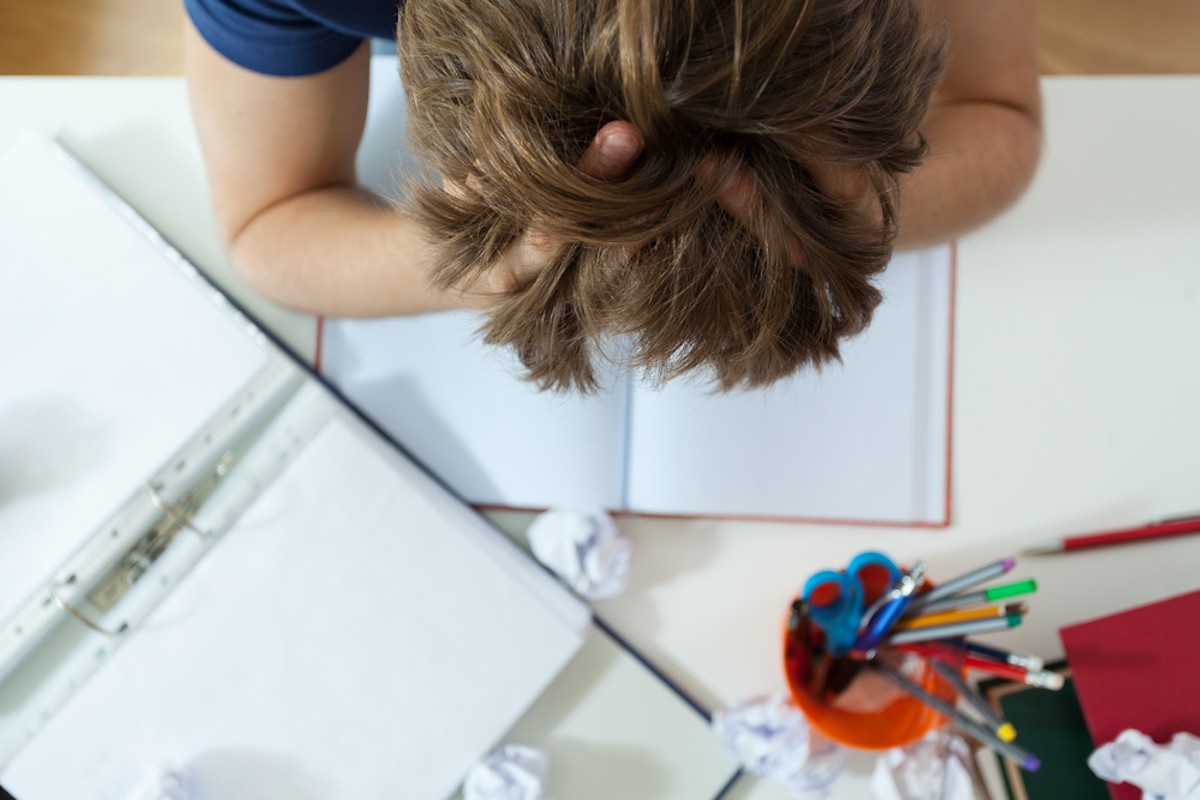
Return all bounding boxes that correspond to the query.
[185,0,400,77]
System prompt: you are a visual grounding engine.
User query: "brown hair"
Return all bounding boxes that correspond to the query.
[398,0,947,391]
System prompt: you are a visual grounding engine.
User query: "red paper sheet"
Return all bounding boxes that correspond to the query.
[1059,589,1200,800]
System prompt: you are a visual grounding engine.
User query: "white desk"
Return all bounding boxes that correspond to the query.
[3,74,1198,799]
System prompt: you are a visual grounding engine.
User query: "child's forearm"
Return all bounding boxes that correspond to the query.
[895,98,1043,251]
[227,184,469,317]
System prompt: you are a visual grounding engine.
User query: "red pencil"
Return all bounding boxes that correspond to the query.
[1022,514,1200,555]
[893,643,1064,689]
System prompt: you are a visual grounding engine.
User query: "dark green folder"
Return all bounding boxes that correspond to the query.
[979,665,1110,800]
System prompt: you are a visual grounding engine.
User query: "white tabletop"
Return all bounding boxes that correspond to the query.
[3,73,1198,799]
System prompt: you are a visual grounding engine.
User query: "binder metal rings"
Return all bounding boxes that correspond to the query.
[49,579,127,637]
[48,484,208,637]
[142,483,211,538]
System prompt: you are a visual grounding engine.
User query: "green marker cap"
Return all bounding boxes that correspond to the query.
[984,578,1037,601]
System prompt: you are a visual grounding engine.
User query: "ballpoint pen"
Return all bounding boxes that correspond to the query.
[907,559,1016,610]
[852,562,927,656]
[887,614,1022,645]
[904,579,1037,616]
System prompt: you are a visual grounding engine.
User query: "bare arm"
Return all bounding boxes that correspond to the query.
[184,22,642,317]
[184,22,458,316]
[895,0,1043,249]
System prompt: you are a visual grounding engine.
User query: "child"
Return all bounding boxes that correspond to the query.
[184,0,1040,390]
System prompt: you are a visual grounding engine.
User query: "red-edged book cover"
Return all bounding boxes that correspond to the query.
[1059,589,1200,800]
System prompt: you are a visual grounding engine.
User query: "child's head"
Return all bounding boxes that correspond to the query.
[398,0,947,391]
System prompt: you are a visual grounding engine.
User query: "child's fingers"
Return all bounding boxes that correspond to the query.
[698,153,804,262]
[489,121,643,295]
[577,120,644,180]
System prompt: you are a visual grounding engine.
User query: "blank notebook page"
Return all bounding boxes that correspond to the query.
[625,246,952,524]
[321,311,631,510]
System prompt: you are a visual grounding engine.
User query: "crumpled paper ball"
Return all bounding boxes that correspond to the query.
[1089,729,1200,800]
[871,729,981,800]
[712,693,845,798]
[123,766,193,800]
[527,508,630,600]
[463,745,549,800]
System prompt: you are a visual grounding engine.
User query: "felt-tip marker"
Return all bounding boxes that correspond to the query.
[875,663,1041,772]
[907,559,1017,610]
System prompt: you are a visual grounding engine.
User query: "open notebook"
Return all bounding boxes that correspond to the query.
[329,56,955,528]
[322,247,952,526]
[0,133,588,799]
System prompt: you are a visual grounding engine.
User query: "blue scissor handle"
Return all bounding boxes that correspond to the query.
[846,551,902,637]
[802,570,862,655]
[846,552,902,599]
[802,552,901,656]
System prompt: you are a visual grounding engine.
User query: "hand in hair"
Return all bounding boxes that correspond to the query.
[699,154,883,267]
[454,120,644,306]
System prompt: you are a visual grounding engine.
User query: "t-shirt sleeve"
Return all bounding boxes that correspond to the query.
[185,0,365,77]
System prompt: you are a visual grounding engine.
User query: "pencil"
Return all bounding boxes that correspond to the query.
[874,663,1041,771]
[893,643,1064,689]
[908,559,1016,609]
[958,640,1044,671]
[899,639,1046,671]
[887,614,1022,645]
[895,602,1027,631]
[1023,514,1200,555]
[962,659,1064,689]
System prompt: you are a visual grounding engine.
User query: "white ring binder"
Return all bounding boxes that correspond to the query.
[0,359,332,767]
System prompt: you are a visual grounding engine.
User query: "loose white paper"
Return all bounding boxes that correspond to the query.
[463,745,549,800]
[527,508,630,600]
[871,730,981,800]
[712,693,845,798]
[123,766,192,800]
[1089,729,1200,800]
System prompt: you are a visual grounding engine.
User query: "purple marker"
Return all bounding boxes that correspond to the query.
[908,558,1018,610]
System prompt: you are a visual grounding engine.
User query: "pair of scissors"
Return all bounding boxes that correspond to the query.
[801,551,901,656]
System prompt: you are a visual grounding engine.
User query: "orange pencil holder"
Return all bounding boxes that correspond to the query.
[783,580,961,750]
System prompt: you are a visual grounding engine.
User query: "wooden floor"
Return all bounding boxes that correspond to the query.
[1,0,1198,76]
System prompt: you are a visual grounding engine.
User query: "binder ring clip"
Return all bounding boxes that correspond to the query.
[49,577,127,637]
[142,483,211,537]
